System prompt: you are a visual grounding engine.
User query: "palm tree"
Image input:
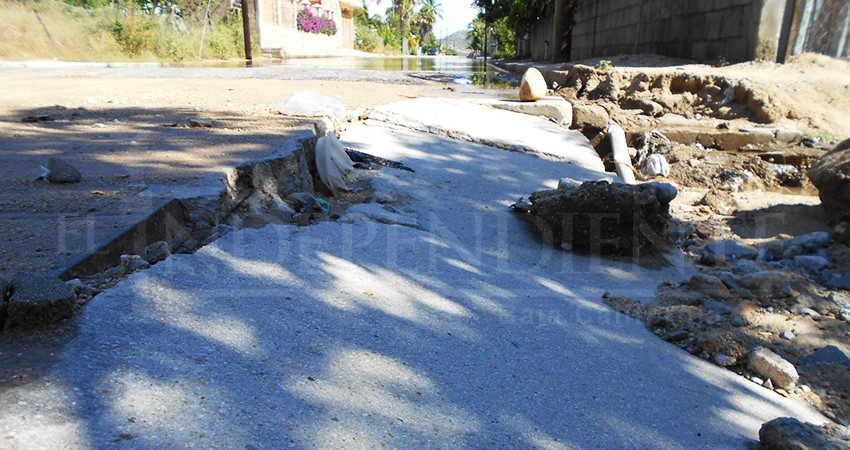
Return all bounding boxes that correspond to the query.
[377,0,419,54]
[416,0,441,44]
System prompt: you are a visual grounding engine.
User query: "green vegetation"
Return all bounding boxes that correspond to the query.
[355,0,442,55]
[0,0,255,62]
[596,59,613,70]
[471,0,576,58]
[467,15,514,58]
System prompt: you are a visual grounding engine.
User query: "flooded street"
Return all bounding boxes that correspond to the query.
[170,56,518,89]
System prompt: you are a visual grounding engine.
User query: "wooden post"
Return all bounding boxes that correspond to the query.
[241,0,253,61]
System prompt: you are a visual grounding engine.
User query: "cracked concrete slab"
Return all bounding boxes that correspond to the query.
[368,97,605,172]
[0,120,825,449]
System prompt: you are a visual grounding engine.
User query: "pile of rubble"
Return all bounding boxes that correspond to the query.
[516,64,850,429]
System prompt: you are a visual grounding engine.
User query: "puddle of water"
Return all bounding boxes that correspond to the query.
[175,56,480,71]
[171,56,517,89]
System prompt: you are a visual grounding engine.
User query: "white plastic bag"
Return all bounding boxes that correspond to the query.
[276,91,347,120]
[641,154,671,178]
[316,133,354,194]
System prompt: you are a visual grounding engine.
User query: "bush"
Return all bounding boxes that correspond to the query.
[156,35,185,61]
[109,16,160,56]
[356,27,379,52]
[207,31,233,59]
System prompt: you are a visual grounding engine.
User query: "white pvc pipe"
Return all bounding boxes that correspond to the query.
[608,120,636,184]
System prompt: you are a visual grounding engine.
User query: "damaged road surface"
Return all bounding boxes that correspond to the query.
[0,100,828,448]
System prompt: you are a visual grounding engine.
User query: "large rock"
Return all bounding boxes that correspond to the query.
[737,271,794,297]
[808,138,850,222]
[46,157,81,184]
[5,273,77,330]
[759,417,850,450]
[686,274,732,299]
[572,104,609,132]
[518,181,673,260]
[747,346,799,389]
[519,67,547,102]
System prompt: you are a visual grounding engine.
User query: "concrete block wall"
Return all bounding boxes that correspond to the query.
[570,0,786,62]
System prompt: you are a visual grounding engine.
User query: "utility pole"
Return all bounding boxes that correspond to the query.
[241,0,253,63]
[483,7,488,66]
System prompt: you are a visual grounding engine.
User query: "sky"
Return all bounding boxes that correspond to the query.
[363,1,479,36]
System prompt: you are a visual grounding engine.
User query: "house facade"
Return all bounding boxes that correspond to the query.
[255,0,358,57]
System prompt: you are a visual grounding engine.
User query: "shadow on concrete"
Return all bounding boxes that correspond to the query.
[0,122,824,448]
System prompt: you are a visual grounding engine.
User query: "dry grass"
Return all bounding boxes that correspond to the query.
[0,1,128,61]
[0,0,250,62]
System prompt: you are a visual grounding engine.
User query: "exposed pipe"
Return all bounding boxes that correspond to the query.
[608,120,636,184]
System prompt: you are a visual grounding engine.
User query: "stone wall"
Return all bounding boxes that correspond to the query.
[564,0,787,62]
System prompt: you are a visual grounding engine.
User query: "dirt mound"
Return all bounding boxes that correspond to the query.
[545,53,850,139]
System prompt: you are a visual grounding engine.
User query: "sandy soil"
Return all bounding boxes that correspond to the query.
[564,53,850,139]
[0,69,444,278]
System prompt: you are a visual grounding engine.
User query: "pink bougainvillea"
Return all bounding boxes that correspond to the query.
[297,7,337,36]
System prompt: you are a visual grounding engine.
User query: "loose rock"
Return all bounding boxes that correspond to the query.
[794,255,830,272]
[699,189,739,215]
[748,346,799,389]
[808,138,850,222]
[686,274,732,299]
[704,240,759,262]
[737,271,794,296]
[5,273,77,329]
[786,231,831,252]
[663,329,689,342]
[121,255,150,273]
[713,353,736,367]
[781,331,796,341]
[519,67,547,102]
[759,417,850,450]
[46,157,81,184]
[802,345,850,367]
[144,241,171,265]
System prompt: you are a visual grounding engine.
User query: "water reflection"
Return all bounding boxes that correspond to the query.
[171,56,517,89]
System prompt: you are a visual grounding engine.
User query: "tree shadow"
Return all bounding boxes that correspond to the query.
[0,105,317,277]
[727,204,828,239]
[0,121,826,448]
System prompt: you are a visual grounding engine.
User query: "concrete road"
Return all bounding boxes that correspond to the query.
[0,114,825,448]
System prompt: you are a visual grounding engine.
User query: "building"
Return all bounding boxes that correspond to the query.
[255,0,358,57]
[527,0,849,63]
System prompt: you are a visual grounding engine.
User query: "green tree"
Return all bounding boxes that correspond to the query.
[415,0,441,45]
[472,0,562,57]
[421,32,439,52]
[467,16,485,53]
[377,0,419,54]
[491,16,515,58]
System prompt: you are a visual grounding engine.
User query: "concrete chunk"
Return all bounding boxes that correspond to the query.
[5,273,77,329]
[748,346,799,390]
[491,97,573,125]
